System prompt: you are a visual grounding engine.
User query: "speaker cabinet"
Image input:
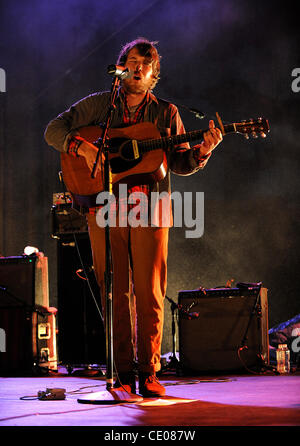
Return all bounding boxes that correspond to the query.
[178,287,269,373]
[0,255,56,375]
[0,255,49,308]
[0,305,57,375]
[57,234,105,365]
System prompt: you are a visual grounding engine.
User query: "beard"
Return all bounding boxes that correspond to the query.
[122,75,154,94]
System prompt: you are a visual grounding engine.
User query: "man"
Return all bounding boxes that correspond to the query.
[44,38,222,397]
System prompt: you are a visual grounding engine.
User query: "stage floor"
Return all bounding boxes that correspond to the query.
[0,368,299,432]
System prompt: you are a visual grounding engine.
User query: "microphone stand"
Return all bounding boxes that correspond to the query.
[161,295,201,375]
[164,296,181,370]
[160,295,184,375]
[77,74,142,404]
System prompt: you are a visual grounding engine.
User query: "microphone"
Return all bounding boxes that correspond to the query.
[173,102,205,119]
[187,312,200,320]
[189,108,205,120]
[107,65,132,80]
[178,301,200,319]
[180,311,200,320]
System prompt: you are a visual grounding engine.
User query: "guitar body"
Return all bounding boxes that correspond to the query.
[60,122,167,198]
[60,117,269,207]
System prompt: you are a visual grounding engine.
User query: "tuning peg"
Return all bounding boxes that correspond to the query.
[260,132,267,138]
[244,134,249,139]
[251,132,258,138]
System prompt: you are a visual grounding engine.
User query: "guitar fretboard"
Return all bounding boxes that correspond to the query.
[139,124,235,153]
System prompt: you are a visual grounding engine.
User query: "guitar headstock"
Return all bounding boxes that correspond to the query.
[235,117,270,139]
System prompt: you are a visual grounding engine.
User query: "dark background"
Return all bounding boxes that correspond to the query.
[0,0,299,356]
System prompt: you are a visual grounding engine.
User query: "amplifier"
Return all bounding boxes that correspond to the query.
[0,305,58,375]
[51,204,88,237]
[0,254,49,308]
[178,284,269,373]
[51,191,88,237]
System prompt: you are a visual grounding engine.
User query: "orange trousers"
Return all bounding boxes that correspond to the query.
[87,214,169,373]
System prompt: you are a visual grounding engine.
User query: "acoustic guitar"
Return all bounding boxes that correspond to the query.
[60,118,269,206]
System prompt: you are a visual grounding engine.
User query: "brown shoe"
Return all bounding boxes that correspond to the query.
[138,373,166,397]
[114,372,136,394]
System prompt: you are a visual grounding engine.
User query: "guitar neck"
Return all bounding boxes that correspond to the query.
[140,123,236,152]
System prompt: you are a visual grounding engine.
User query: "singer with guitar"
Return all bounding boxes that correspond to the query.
[44,37,223,397]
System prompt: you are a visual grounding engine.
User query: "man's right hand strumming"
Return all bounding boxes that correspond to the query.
[77,140,99,173]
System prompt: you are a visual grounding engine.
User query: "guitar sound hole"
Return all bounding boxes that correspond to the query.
[120,140,139,161]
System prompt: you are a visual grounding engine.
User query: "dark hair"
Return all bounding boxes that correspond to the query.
[117,37,161,89]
